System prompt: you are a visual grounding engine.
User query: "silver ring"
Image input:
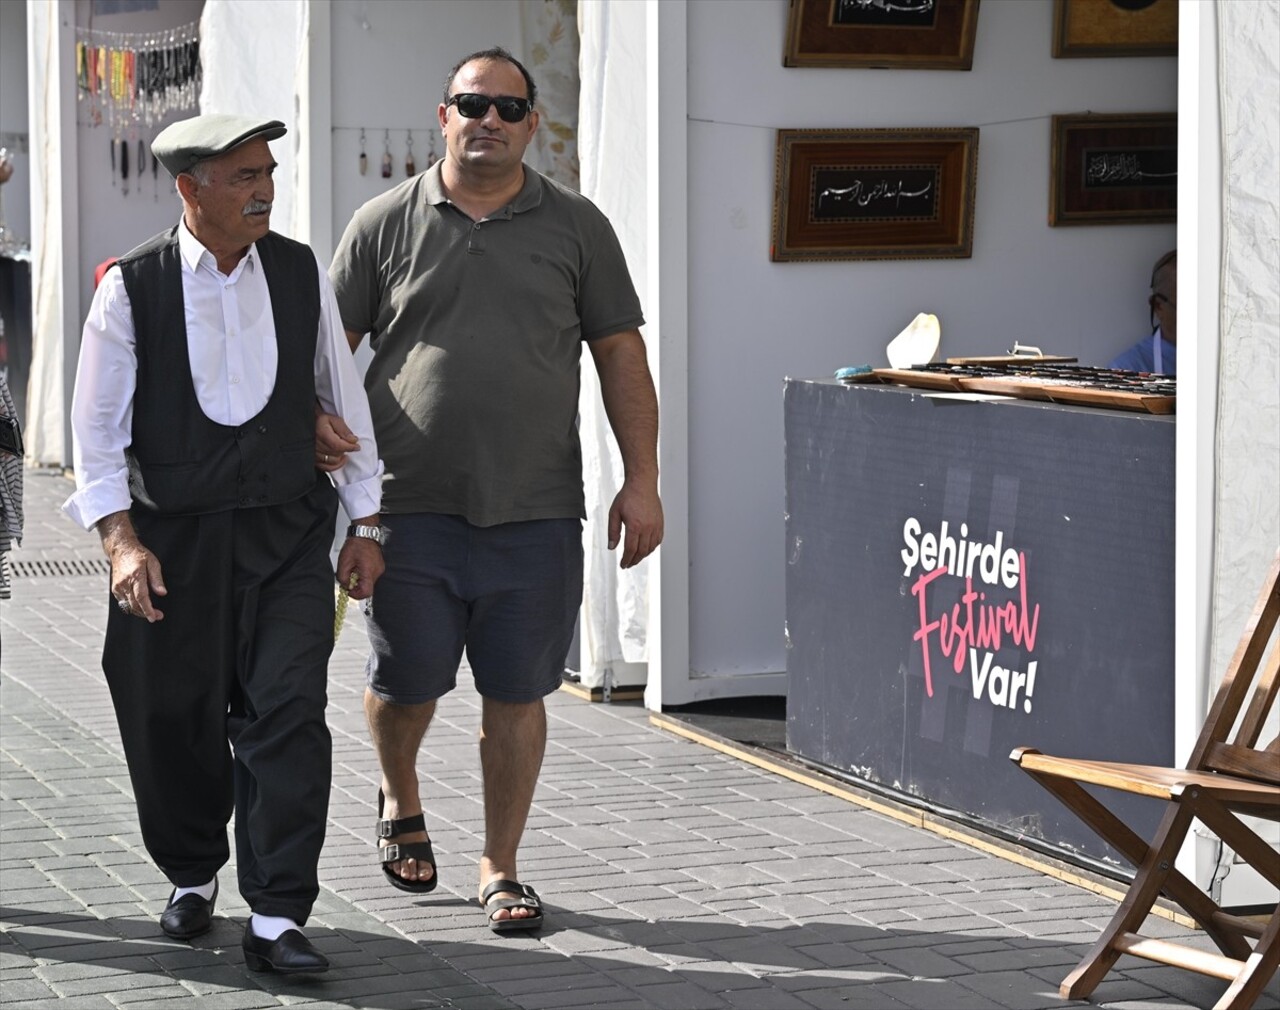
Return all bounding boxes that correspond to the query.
[116,599,130,612]
[323,453,330,464]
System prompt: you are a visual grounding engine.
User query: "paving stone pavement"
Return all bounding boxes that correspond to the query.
[2,469,1276,1009]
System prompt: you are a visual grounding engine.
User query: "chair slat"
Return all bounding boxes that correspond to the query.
[1113,933,1243,981]
[1235,640,1280,750]
[1016,752,1280,804]
[1204,740,1280,785]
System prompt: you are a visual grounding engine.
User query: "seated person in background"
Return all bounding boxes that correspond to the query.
[1109,249,1176,375]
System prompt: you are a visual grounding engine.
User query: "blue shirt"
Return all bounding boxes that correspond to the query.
[1108,330,1176,376]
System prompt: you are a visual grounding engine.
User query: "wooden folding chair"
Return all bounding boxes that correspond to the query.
[1011,551,1280,1009]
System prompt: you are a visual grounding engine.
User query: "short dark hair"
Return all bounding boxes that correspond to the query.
[443,46,538,109]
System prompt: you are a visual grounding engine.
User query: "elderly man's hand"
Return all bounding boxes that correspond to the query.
[316,411,358,472]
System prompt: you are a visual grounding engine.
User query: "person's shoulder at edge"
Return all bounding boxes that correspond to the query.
[529,167,611,218]
[1108,339,1153,373]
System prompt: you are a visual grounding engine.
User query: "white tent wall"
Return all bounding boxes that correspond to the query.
[578,0,651,692]
[24,0,75,467]
[1210,1,1279,695]
[199,0,305,243]
[1187,0,1279,908]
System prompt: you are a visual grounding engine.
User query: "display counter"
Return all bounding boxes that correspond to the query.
[783,378,1175,869]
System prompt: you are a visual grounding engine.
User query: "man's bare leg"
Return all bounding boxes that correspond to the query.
[478,697,546,921]
[366,688,436,885]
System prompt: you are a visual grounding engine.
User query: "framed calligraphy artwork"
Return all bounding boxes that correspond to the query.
[1052,0,1177,59]
[1049,113,1176,226]
[784,0,980,70]
[771,128,979,262]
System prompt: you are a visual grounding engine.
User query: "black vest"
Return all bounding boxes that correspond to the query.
[117,227,321,516]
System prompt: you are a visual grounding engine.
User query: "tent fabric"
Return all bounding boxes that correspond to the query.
[519,0,581,190]
[198,0,305,240]
[576,0,651,689]
[1210,1,1280,688]
[23,0,67,466]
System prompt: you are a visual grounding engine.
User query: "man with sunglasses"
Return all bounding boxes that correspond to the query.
[325,47,662,933]
[1108,249,1177,375]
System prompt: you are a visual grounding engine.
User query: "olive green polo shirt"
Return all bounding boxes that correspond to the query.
[331,162,645,526]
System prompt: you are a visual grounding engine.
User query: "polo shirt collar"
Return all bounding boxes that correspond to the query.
[423,159,544,217]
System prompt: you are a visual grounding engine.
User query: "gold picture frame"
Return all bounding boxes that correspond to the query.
[784,0,981,70]
[1052,0,1177,58]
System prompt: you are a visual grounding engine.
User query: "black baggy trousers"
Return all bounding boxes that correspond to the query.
[102,479,337,923]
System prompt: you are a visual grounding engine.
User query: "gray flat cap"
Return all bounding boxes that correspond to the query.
[152,114,287,178]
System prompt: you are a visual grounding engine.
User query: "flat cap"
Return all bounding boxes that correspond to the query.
[151,114,287,178]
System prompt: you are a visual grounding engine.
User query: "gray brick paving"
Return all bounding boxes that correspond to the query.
[3,470,1278,1009]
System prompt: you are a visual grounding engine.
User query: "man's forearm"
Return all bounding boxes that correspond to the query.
[95,510,141,558]
[593,332,659,483]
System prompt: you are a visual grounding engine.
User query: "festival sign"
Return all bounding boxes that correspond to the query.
[783,379,1175,869]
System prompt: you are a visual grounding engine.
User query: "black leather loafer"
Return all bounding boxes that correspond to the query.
[242,922,330,974]
[159,880,217,940]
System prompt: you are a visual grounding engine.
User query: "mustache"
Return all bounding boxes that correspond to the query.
[243,200,272,216]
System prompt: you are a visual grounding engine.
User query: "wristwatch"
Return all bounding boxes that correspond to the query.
[347,523,386,547]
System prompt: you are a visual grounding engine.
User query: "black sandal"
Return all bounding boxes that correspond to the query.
[479,878,544,933]
[376,789,438,894]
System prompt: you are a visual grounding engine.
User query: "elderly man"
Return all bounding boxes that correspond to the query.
[1109,249,1177,375]
[64,115,384,973]
[320,47,662,933]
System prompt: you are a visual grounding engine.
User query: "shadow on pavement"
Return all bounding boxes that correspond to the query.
[1,905,513,1008]
[3,903,1238,1010]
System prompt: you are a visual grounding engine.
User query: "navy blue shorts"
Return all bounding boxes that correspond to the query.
[364,514,583,704]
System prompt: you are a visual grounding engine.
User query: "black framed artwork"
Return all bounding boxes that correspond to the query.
[772,127,979,261]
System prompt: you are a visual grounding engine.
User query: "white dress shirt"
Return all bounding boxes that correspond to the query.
[64,219,383,529]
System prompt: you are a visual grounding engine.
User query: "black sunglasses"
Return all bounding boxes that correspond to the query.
[446,93,532,123]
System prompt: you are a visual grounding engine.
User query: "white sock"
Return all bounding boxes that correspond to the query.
[172,878,216,902]
[250,913,300,941]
